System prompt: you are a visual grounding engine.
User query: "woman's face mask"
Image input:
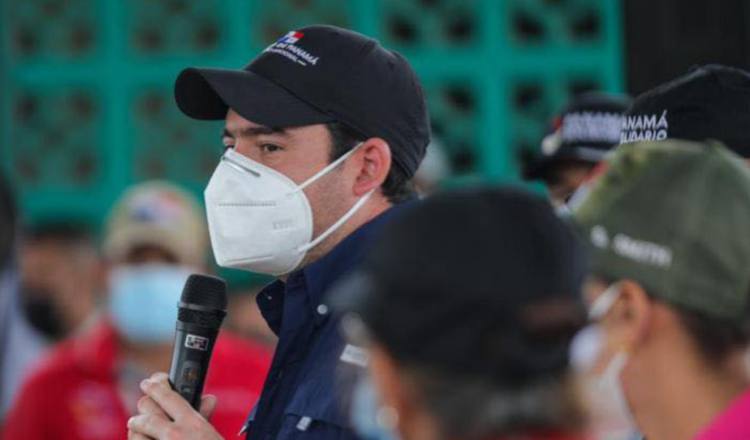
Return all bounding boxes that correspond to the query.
[572,283,636,430]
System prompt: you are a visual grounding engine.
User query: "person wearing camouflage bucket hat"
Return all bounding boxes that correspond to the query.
[573,139,750,440]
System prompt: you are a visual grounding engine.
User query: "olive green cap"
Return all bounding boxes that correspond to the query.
[574,139,750,321]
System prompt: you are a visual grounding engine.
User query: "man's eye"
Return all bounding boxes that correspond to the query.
[261,143,282,153]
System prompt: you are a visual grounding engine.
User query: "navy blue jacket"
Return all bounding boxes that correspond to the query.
[241,209,396,439]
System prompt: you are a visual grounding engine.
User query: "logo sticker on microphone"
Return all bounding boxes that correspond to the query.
[185,334,209,351]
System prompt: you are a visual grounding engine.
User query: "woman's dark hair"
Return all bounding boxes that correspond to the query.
[400,366,584,440]
[598,274,750,366]
[674,302,750,365]
[326,121,416,204]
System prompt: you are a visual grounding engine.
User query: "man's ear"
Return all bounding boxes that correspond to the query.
[351,138,392,197]
[616,279,654,351]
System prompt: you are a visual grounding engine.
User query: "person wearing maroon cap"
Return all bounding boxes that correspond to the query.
[128,25,430,440]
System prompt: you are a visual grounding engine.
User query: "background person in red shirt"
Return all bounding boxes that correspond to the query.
[2,181,271,440]
[1,217,102,420]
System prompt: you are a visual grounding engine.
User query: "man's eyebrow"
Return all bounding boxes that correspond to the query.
[221,126,290,139]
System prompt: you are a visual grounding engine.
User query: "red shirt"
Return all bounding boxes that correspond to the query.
[1,320,271,439]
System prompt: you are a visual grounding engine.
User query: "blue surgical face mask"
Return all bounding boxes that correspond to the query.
[108,264,192,344]
[351,375,400,440]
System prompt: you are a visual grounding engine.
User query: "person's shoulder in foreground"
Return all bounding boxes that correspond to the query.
[694,388,750,439]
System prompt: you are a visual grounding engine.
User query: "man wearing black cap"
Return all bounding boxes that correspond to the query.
[523,92,629,207]
[620,64,750,159]
[127,25,430,440]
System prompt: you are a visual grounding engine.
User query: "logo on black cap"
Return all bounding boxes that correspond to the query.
[278,31,303,45]
[620,110,669,144]
[264,30,319,67]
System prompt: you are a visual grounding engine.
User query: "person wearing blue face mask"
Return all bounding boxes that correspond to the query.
[2,181,272,440]
[103,182,208,349]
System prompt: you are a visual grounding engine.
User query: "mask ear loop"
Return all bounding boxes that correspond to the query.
[591,283,633,383]
[589,282,622,320]
[294,142,374,253]
[578,282,624,370]
[297,142,364,191]
[298,189,375,253]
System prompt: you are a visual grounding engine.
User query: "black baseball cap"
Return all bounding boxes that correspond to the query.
[175,25,431,178]
[331,187,587,386]
[523,92,630,181]
[621,64,750,157]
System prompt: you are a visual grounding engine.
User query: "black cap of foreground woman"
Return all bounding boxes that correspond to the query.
[332,186,588,386]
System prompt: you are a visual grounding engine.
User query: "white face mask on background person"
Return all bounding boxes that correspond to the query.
[597,350,634,427]
[204,143,374,276]
[586,283,636,427]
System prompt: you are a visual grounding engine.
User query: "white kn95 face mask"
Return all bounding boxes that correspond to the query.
[204,143,373,276]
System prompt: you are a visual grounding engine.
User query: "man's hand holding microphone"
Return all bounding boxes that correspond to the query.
[128,274,228,440]
[128,372,221,440]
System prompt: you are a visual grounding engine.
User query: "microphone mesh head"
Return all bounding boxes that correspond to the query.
[181,274,227,311]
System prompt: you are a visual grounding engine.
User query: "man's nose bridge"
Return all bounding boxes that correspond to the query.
[232,142,262,162]
[223,155,261,178]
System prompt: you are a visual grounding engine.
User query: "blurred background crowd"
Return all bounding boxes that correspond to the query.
[1,1,750,439]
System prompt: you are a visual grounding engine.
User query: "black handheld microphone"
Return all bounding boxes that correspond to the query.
[169,274,227,410]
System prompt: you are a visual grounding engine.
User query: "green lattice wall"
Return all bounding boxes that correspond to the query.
[1,0,623,225]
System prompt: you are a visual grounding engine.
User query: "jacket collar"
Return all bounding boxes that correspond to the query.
[261,205,404,327]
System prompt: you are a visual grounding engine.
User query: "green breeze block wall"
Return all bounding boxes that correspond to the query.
[0,0,623,225]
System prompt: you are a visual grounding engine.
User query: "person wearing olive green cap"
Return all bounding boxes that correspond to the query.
[573,139,750,440]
